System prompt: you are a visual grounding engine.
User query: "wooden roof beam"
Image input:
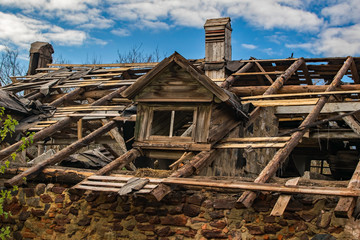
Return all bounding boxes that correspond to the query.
[0,86,128,163]
[245,58,305,128]
[221,62,254,89]
[238,56,354,208]
[350,59,360,84]
[254,61,274,84]
[5,118,118,187]
[301,62,313,85]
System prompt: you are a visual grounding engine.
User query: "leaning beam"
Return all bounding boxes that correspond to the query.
[5,119,118,187]
[238,56,354,207]
[0,86,127,162]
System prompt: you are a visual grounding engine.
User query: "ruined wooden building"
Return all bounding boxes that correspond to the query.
[1,18,360,239]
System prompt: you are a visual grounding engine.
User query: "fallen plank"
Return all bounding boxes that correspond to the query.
[270,177,300,216]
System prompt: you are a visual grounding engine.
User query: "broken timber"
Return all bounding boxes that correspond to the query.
[5,118,118,187]
[0,86,128,162]
[238,56,354,208]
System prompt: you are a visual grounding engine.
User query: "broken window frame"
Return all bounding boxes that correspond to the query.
[146,106,197,142]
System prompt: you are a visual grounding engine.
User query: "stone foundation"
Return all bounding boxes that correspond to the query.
[2,184,360,239]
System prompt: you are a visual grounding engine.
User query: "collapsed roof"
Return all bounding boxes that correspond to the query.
[1,17,360,219]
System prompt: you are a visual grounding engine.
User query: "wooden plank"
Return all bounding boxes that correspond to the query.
[215,143,286,149]
[77,119,83,140]
[48,62,158,68]
[231,84,360,96]
[233,71,284,76]
[276,102,360,114]
[161,177,360,197]
[242,90,360,100]
[88,175,164,183]
[221,137,291,142]
[244,98,319,107]
[75,185,123,192]
[133,141,211,151]
[301,63,313,85]
[80,180,157,189]
[341,112,360,135]
[271,177,300,216]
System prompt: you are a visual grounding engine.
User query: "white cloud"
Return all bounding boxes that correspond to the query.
[322,0,360,26]
[226,0,323,32]
[242,44,257,49]
[111,28,131,37]
[0,12,87,48]
[106,0,323,31]
[286,24,360,57]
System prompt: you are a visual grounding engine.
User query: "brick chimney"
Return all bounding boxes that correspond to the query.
[27,42,54,75]
[204,17,232,79]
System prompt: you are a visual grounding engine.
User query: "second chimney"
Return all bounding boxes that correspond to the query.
[204,17,232,79]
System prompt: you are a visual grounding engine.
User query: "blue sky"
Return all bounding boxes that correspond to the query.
[1,0,360,64]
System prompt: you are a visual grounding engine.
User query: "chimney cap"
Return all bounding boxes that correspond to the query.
[204,17,231,29]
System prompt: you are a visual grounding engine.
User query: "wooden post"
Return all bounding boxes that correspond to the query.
[77,119,83,140]
[0,86,127,163]
[5,120,118,187]
[334,158,360,218]
[238,56,354,207]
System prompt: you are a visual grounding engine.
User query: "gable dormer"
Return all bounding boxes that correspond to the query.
[122,52,231,151]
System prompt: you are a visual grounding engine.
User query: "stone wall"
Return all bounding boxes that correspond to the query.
[2,183,360,240]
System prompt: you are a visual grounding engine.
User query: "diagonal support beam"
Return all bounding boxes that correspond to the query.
[350,60,360,84]
[221,62,254,89]
[245,58,305,128]
[254,61,274,84]
[5,119,118,187]
[301,62,313,85]
[238,56,354,207]
[0,86,128,162]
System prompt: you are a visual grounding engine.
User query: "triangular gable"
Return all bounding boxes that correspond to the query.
[122,52,229,102]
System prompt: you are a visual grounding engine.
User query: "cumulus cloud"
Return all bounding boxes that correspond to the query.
[106,0,322,31]
[111,28,131,37]
[287,24,360,57]
[322,0,360,26]
[0,12,86,48]
[242,44,257,49]
[2,0,360,57]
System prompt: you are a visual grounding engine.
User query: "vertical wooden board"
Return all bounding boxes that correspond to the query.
[136,105,151,141]
[194,104,212,143]
[225,28,231,60]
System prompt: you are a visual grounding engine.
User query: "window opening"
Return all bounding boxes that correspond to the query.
[151,110,194,137]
